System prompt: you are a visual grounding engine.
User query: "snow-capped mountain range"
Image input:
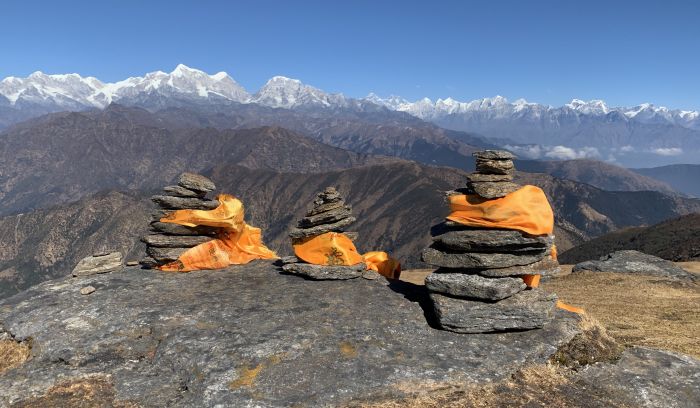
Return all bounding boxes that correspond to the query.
[1,64,699,167]
[2,64,697,129]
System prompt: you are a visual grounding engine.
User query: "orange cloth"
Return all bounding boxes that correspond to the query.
[447,185,554,236]
[551,244,558,261]
[556,301,585,314]
[157,194,277,272]
[522,274,541,288]
[293,232,401,279]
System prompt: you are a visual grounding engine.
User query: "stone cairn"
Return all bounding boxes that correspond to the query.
[422,150,559,333]
[281,187,372,280]
[140,173,219,269]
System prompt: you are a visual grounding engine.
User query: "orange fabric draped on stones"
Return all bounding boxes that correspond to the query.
[157,194,277,272]
[447,185,554,236]
[293,232,402,279]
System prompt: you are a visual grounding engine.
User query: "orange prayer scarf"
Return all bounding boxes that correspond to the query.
[448,185,583,314]
[293,232,401,279]
[157,194,277,272]
[447,185,554,236]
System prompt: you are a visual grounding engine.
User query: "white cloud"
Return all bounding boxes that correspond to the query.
[503,144,542,159]
[651,147,683,156]
[544,146,601,160]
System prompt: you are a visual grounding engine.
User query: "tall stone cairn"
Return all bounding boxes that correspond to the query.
[281,187,367,280]
[140,173,219,269]
[421,150,560,333]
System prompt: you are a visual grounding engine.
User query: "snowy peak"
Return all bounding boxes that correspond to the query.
[252,76,347,109]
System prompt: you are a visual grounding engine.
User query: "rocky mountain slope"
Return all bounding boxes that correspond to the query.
[517,159,678,195]
[0,107,398,216]
[633,164,700,197]
[3,161,700,300]
[560,213,700,264]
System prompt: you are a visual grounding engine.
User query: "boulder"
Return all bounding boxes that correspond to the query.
[421,246,548,269]
[425,273,526,300]
[573,250,696,281]
[281,262,366,280]
[71,252,122,277]
[429,288,558,333]
[178,172,216,193]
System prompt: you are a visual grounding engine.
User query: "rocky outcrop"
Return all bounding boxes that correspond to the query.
[71,252,122,277]
[573,250,696,281]
[0,262,586,407]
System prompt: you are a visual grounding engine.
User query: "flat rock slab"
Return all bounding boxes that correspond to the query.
[0,262,584,407]
[163,185,206,198]
[141,234,213,248]
[297,206,353,228]
[467,173,514,182]
[288,216,356,239]
[573,250,696,281]
[422,246,547,269]
[71,252,122,277]
[475,256,561,277]
[425,272,526,300]
[151,195,219,211]
[306,199,345,216]
[473,150,516,160]
[282,262,366,280]
[146,246,189,263]
[178,172,215,193]
[432,229,551,252]
[469,181,521,199]
[475,158,515,175]
[430,288,558,333]
[578,346,700,408]
[150,221,219,236]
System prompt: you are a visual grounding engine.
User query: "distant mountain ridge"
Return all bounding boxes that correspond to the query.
[633,164,700,198]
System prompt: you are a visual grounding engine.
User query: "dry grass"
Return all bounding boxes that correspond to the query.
[0,339,30,373]
[357,363,632,408]
[9,376,139,408]
[543,270,700,358]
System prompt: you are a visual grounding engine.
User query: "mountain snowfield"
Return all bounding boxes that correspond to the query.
[2,64,699,166]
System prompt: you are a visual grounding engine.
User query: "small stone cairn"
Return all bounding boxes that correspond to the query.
[281,187,371,280]
[422,150,559,333]
[140,173,219,268]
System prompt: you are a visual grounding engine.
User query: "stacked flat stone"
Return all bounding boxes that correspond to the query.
[421,150,559,333]
[282,187,368,280]
[140,173,219,269]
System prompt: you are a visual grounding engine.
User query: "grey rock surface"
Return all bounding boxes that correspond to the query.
[281,262,366,280]
[150,221,218,236]
[473,150,516,160]
[297,206,352,228]
[146,246,188,263]
[141,234,213,248]
[288,216,356,239]
[0,262,584,407]
[71,252,122,277]
[475,158,515,175]
[579,346,700,408]
[425,273,526,300]
[430,288,558,333]
[466,172,514,182]
[178,172,216,193]
[432,229,550,252]
[306,199,345,216]
[573,250,696,280]
[469,181,521,199]
[475,256,561,277]
[151,195,219,210]
[163,185,206,198]
[422,246,547,269]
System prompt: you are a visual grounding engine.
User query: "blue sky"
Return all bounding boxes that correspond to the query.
[1,0,698,109]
